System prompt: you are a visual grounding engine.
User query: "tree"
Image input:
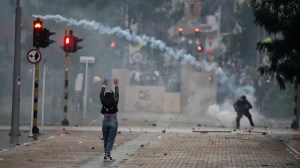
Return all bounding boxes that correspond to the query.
[250,0,300,89]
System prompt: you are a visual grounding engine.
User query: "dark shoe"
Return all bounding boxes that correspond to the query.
[104,155,115,162]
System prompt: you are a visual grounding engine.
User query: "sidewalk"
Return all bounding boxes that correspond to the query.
[0,126,300,168]
[116,130,300,168]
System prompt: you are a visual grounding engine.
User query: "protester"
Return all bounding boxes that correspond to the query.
[233,95,254,129]
[100,78,119,161]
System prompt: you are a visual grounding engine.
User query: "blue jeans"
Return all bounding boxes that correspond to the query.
[102,117,118,156]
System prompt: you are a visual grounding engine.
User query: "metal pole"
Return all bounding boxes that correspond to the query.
[10,0,21,146]
[83,62,88,119]
[29,65,35,137]
[41,57,46,134]
[62,52,70,125]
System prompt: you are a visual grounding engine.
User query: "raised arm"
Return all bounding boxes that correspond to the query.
[113,78,119,104]
[100,79,108,102]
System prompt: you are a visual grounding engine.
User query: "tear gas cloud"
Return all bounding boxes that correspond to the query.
[29,14,265,127]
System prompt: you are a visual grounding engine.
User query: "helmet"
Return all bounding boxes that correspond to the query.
[241,95,246,99]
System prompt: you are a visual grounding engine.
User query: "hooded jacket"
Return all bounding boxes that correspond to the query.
[100,86,119,114]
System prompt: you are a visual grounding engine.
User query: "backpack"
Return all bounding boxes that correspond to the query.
[102,91,116,113]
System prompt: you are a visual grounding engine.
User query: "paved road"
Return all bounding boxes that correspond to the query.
[0,126,300,168]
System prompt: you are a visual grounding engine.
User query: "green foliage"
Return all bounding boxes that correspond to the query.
[250,0,300,89]
[262,81,293,118]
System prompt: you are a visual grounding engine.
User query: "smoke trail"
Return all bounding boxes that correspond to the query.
[33,14,199,66]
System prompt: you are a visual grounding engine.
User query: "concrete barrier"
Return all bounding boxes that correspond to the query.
[124,86,165,112]
[164,92,180,113]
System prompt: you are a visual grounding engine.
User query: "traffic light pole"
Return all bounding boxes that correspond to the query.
[32,63,40,134]
[10,0,21,146]
[62,52,70,126]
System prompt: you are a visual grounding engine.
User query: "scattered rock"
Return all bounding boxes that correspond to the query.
[92,147,95,150]
[118,131,121,134]
[164,153,167,155]
[140,144,144,148]
[75,125,78,127]
[262,132,267,135]
[162,130,166,133]
[152,123,157,127]
[197,124,202,127]
[100,137,103,140]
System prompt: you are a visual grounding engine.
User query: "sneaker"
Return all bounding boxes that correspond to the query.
[104,155,115,162]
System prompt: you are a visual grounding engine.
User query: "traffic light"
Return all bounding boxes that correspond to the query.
[178,27,183,37]
[33,18,43,48]
[196,45,203,52]
[110,40,116,48]
[63,35,73,52]
[194,27,200,38]
[62,29,83,53]
[33,18,56,48]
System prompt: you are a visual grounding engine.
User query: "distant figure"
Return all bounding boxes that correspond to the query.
[233,95,254,129]
[100,78,119,162]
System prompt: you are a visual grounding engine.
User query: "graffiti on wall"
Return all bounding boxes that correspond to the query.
[134,89,153,112]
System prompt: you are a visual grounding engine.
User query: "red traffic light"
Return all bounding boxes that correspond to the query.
[178,27,183,32]
[178,27,183,37]
[34,22,42,29]
[33,18,43,29]
[197,45,203,52]
[65,36,71,45]
[63,35,72,52]
[33,17,56,48]
[62,29,83,53]
[110,41,116,48]
[194,28,200,33]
